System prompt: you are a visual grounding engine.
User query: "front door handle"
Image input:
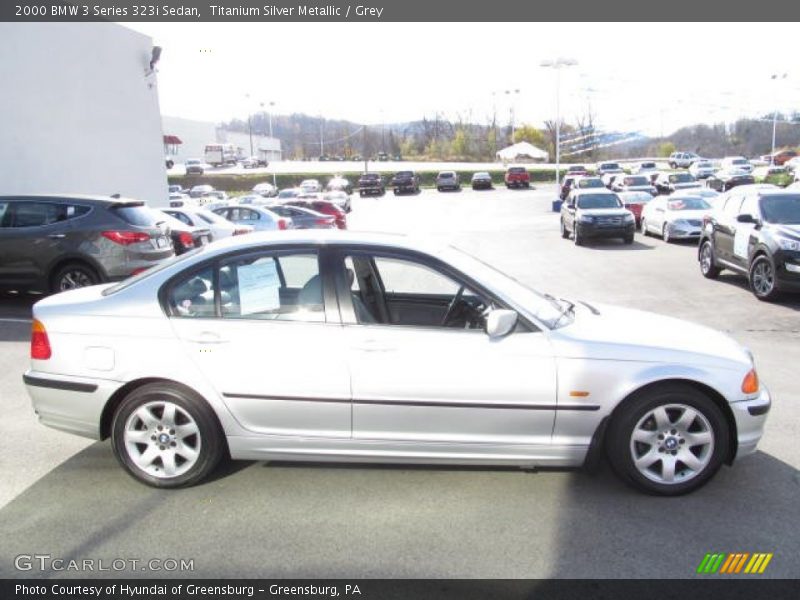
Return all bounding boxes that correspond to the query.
[188,331,229,344]
[48,234,66,239]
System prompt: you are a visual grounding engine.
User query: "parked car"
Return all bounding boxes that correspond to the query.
[252,182,278,197]
[504,166,530,189]
[761,149,798,166]
[163,207,253,240]
[240,156,261,169]
[323,191,352,213]
[640,194,712,242]
[575,177,608,191]
[326,176,353,195]
[212,205,290,232]
[654,172,702,195]
[566,165,589,176]
[358,172,385,197]
[720,156,754,174]
[699,187,800,301]
[265,204,336,229]
[689,160,717,179]
[617,191,654,226]
[185,159,204,175]
[277,187,302,201]
[206,191,229,203]
[189,184,215,199]
[154,210,211,255]
[752,165,788,182]
[299,179,322,194]
[390,171,421,195]
[0,195,174,293]
[633,161,658,174]
[168,185,186,195]
[168,194,197,209]
[668,152,701,169]
[436,171,461,192]
[601,173,622,189]
[596,162,624,177]
[286,197,347,229]
[23,230,769,494]
[705,168,756,192]
[471,172,493,190]
[612,175,657,196]
[560,190,635,245]
[237,194,269,205]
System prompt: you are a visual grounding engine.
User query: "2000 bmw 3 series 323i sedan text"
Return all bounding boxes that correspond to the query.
[23,231,770,495]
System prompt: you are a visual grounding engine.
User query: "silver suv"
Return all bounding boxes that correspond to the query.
[669,152,702,169]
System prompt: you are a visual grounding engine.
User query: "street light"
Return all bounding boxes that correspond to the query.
[260,101,277,187]
[770,73,788,161]
[541,58,578,192]
[244,93,254,156]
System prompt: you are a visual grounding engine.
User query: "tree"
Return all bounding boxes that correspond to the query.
[513,124,547,148]
[451,129,469,158]
[658,141,676,157]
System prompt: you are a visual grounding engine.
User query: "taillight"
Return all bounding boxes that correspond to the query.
[31,319,51,360]
[178,231,194,247]
[277,219,289,230]
[742,369,759,394]
[101,230,151,245]
[315,218,331,225]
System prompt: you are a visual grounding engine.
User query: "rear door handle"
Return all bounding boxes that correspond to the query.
[188,331,229,344]
[48,234,66,239]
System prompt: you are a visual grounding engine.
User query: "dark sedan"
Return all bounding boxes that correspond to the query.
[706,169,755,192]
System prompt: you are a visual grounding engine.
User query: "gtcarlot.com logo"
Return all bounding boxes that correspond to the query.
[697,552,773,574]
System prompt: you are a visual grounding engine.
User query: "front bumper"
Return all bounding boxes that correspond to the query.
[665,223,703,239]
[731,386,771,459]
[24,371,121,440]
[775,254,800,291]
[576,221,636,238]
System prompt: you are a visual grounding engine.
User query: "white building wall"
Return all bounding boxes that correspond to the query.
[0,23,167,205]
[162,116,282,163]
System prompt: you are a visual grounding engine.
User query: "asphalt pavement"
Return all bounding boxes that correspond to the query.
[1,184,798,578]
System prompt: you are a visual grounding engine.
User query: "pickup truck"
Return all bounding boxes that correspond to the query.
[358,172,385,196]
[390,171,420,195]
[504,166,531,189]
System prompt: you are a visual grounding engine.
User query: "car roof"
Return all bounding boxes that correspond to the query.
[0,193,144,206]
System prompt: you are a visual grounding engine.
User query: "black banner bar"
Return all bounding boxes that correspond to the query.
[3,580,800,600]
[2,0,799,22]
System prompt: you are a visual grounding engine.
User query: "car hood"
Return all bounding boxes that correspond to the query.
[770,224,800,239]
[550,302,751,369]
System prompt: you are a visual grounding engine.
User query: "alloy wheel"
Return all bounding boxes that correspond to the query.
[58,269,94,291]
[751,259,775,297]
[629,403,714,485]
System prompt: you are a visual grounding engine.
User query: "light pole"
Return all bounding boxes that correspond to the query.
[770,73,788,161]
[244,93,254,156]
[541,58,578,192]
[505,89,520,142]
[261,101,277,187]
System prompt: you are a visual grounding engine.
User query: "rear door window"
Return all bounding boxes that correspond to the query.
[112,204,158,227]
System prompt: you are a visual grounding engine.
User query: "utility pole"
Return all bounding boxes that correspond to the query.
[770,73,788,161]
[245,93,254,156]
[541,58,578,191]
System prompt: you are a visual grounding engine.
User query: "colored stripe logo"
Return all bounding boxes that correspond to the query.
[697,553,773,574]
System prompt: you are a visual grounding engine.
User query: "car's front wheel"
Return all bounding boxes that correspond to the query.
[749,254,781,301]
[606,384,729,495]
[560,219,570,239]
[112,383,225,488]
[662,223,672,243]
[699,240,721,279]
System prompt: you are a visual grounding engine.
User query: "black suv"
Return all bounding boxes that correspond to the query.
[560,190,636,246]
[0,195,175,293]
[358,172,385,197]
[699,186,800,301]
[390,171,421,195]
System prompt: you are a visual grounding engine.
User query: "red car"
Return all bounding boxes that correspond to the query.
[504,166,530,189]
[286,198,347,229]
[617,191,653,226]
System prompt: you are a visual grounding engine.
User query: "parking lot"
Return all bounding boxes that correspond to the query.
[1,184,799,578]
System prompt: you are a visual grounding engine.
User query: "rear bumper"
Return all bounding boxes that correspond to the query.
[731,386,771,459]
[23,370,120,440]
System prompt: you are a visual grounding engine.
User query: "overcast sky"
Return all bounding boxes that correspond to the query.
[126,22,798,137]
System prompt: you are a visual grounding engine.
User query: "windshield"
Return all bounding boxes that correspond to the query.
[194,209,228,225]
[601,163,620,170]
[732,159,747,165]
[760,195,800,224]
[669,173,695,183]
[668,198,710,211]
[641,163,656,168]
[186,160,199,165]
[577,194,622,209]
[624,176,649,186]
[444,246,569,329]
[578,178,604,188]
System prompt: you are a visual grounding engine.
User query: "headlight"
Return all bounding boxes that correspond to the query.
[623,212,634,222]
[776,236,800,251]
[579,215,594,223]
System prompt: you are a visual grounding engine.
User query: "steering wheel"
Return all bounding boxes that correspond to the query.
[440,285,465,326]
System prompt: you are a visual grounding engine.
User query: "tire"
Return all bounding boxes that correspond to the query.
[359,191,365,197]
[437,187,443,192]
[573,226,583,246]
[111,383,225,488]
[749,254,781,301]
[51,262,99,294]
[662,223,672,243]
[640,218,650,237]
[699,240,722,279]
[624,234,634,245]
[393,189,399,196]
[560,219,570,239]
[605,383,730,495]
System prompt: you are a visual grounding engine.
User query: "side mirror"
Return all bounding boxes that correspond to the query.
[736,213,756,224]
[485,309,518,338]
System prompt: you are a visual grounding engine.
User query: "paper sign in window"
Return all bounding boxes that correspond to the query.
[237,260,280,315]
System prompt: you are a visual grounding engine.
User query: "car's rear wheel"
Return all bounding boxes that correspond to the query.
[51,262,99,293]
[623,234,634,245]
[640,218,650,236]
[606,384,729,495]
[749,254,781,301]
[662,223,672,243]
[111,383,225,488]
[699,241,722,279]
[573,227,583,246]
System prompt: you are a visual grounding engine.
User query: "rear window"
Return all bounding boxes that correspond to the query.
[395,171,413,177]
[601,163,620,170]
[669,173,694,183]
[668,198,710,211]
[111,204,158,227]
[578,178,604,188]
[508,167,527,174]
[625,176,649,186]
